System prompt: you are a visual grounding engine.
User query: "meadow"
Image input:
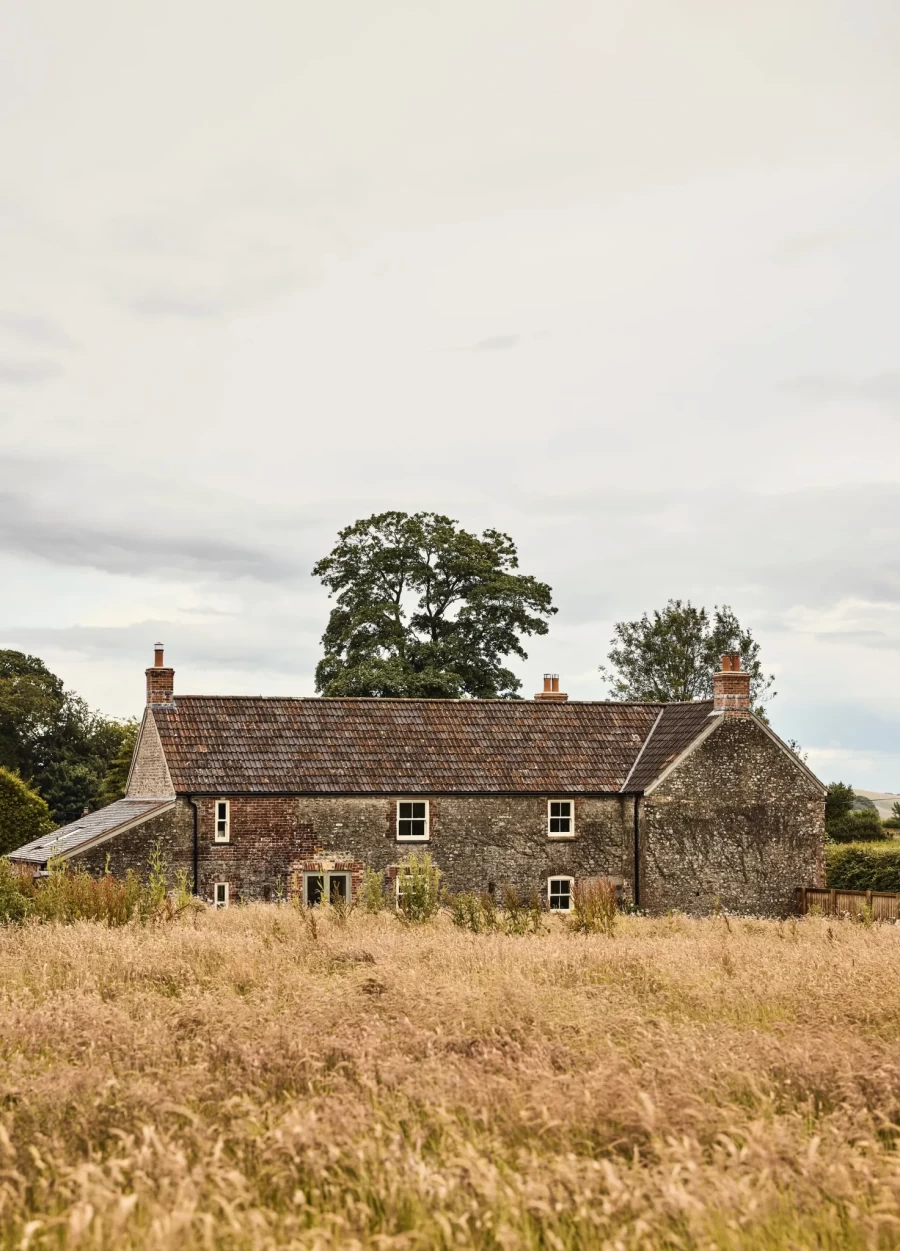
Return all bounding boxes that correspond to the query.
[1,905,900,1249]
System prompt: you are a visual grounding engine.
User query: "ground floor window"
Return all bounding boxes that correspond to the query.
[303,871,351,907]
[548,876,574,912]
[214,882,229,908]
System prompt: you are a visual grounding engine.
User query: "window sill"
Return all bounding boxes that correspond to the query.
[547,833,575,840]
[396,836,430,842]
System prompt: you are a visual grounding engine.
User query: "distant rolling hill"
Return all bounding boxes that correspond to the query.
[856,790,900,821]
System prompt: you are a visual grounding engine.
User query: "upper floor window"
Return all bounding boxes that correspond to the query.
[548,876,574,912]
[548,800,573,838]
[397,800,429,840]
[215,799,230,843]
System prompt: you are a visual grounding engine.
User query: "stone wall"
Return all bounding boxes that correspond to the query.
[126,713,174,799]
[640,716,825,917]
[70,792,634,907]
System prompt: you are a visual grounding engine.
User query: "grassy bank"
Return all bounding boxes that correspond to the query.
[1,908,900,1248]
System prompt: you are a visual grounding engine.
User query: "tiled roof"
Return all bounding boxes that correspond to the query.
[8,798,173,865]
[624,702,716,791]
[151,697,716,795]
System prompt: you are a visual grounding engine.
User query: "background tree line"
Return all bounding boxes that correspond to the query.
[0,649,137,853]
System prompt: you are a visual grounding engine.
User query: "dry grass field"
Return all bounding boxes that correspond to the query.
[1,907,900,1250]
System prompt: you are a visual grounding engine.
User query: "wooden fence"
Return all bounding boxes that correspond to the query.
[796,886,900,921]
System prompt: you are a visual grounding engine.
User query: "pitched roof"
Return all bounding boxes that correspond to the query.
[150,696,717,795]
[8,798,173,866]
[623,702,719,792]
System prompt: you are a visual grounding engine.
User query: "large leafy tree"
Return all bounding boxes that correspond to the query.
[0,767,53,857]
[0,650,135,825]
[599,600,774,708]
[313,512,556,698]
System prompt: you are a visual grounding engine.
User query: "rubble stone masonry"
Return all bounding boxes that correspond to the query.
[640,716,825,917]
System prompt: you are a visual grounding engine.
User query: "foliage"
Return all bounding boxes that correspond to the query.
[0,649,137,824]
[361,867,385,913]
[312,511,556,697]
[884,817,900,831]
[568,877,618,936]
[851,794,878,812]
[96,717,140,806]
[449,885,544,935]
[599,599,774,709]
[0,766,53,856]
[825,782,855,828]
[893,801,900,820]
[826,842,900,891]
[827,809,886,843]
[0,842,201,927]
[394,850,443,924]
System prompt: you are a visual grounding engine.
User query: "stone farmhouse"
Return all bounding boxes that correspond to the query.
[10,647,826,916]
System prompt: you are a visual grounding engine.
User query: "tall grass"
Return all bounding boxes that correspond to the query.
[0,908,899,1247]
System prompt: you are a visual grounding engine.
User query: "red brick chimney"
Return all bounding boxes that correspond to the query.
[534,673,568,702]
[712,653,750,717]
[146,642,175,706]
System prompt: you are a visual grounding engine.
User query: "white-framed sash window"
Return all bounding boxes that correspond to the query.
[548,800,573,838]
[547,876,574,912]
[397,799,429,840]
[215,799,230,843]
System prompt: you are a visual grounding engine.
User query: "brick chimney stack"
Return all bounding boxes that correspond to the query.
[534,673,568,703]
[712,653,750,717]
[146,642,175,706]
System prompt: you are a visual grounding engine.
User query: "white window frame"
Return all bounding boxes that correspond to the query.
[214,882,230,909]
[302,870,352,907]
[547,875,574,913]
[214,799,230,843]
[547,799,574,839]
[396,798,430,841]
[395,866,412,908]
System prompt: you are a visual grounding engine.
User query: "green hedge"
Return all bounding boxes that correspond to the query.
[827,810,887,842]
[825,841,900,892]
[0,767,53,857]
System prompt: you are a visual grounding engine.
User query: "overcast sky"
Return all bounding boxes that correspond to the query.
[2,1,900,788]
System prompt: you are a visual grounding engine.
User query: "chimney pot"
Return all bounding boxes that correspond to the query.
[535,673,568,702]
[154,643,165,668]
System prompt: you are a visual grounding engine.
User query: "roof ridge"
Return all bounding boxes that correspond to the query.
[163,695,710,707]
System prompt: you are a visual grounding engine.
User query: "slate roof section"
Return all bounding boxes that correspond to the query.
[8,798,173,866]
[150,696,716,795]
[625,701,716,791]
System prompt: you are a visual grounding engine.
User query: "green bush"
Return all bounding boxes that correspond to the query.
[361,867,385,913]
[0,767,53,856]
[395,851,443,924]
[826,842,900,892]
[827,809,886,843]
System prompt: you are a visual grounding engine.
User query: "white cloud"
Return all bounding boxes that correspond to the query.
[2,0,900,785]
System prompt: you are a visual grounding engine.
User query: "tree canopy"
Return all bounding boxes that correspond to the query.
[0,767,53,857]
[0,650,135,825]
[599,600,774,708]
[312,512,556,698]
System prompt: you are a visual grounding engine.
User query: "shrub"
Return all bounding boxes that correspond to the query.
[449,891,491,932]
[395,851,442,924]
[826,842,900,892]
[361,867,385,913]
[827,810,886,843]
[0,767,53,856]
[569,877,618,936]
